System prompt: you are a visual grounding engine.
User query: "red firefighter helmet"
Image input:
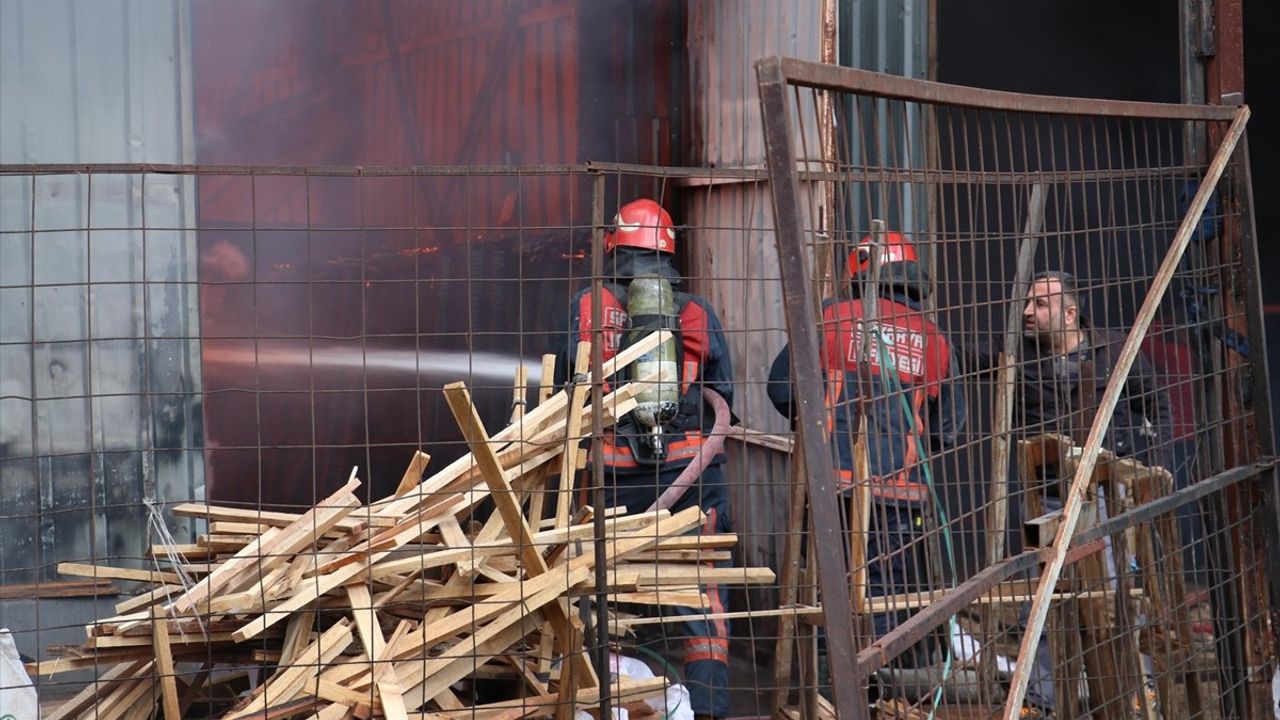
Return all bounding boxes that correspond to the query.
[604,198,677,254]
[847,231,919,279]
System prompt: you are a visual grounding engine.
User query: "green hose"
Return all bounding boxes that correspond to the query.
[868,322,959,718]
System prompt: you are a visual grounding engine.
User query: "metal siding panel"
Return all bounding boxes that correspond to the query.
[0,1,198,594]
[683,0,928,627]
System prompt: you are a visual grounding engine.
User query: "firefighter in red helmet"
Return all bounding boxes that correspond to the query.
[558,198,735,720]
[768,230,965,699]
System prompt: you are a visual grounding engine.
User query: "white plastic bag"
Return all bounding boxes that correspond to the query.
[0,628,37,719]
[574,653,694,720]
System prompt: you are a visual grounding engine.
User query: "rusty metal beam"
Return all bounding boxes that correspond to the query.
[0,162,588,177]
[757,55,866,720]
[768,56,1239,120]
[1207,0,1244,100]
[1233,128,1280,675]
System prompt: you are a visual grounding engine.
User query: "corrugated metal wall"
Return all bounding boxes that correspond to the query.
[683,2,824,621]
[0,0,199,659]
[682,0,928,615]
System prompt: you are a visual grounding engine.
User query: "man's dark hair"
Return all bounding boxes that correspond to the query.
[1033,270,1089,326]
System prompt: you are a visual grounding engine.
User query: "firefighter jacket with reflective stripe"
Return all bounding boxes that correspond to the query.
[559,283,735,474]
[768,293,966,503]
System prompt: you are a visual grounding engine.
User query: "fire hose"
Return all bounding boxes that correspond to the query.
[645,387,732,513]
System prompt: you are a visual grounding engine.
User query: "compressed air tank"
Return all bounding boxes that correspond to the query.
[626,276,680,430]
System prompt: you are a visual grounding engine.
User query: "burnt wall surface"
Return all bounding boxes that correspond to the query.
[191,1,683,506]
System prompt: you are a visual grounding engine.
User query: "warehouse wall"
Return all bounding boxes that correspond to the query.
[0,0,200,662]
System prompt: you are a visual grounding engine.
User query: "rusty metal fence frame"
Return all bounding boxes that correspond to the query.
[756,56,1277,719]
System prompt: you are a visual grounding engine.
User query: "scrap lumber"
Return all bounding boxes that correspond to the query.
[151,608,182,720]
[0,578,117,599]
[443,380,598,690]
[45,331,770,719]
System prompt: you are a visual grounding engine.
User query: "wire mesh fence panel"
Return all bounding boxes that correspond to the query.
[0,162,811,719]
[757,58,1275,719]
[0,66,1274,719]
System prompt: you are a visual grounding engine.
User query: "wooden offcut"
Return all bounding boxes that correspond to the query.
[44,328,758,720]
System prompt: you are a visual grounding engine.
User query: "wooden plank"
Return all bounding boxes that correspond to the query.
[456,466,551,578]
[152,608,183,720]
[442,380,599,690]
[280,610,317,667]
[608,564,775,586]
[555,341,592,530]
[604,591,709,609]
[0,578,117,599]
[307,703,351,720]
[306,491,465,579]
[113,585,183,614]
[223,620,353,720]
[373,502,669,582]
[647,533,739,550]
[151,543,221,559]
[509,364,529,423]
[1023,509,1063,548]
[43,659,148,720]
[90,664,156,720]
[172,473,361,615]
[57,562,181,585]
[372,331,670,521]
[232,492,461,642]
[384,507,704,667]
[201,562,292,615]
[171,501,366,533]
[312,677,376,710]
[987,185,1046,566]
[395,450,432,498]
[398,608,548,710]
[539,354,557,403]
[87,631,240,649]
[210,521,276,535]
[346,583,409,720]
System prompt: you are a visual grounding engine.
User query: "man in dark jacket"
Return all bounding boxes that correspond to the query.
[557,198,734,720]
[971,271,1173,489]
[767,231,966,680]
[968,270,1173,712]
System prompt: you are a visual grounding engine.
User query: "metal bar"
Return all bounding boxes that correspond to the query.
[756,56,866,720]
[856,549,1040,676]
[769,56,1239,121]
[795,163,1212,186]
[1233,128,1280,664]
[1001,105,1251,719]
[1179,0,1208,164]
[1207,90,1254,720]
[0,161,1208,188]
[1071,460,1275,548]
[0,162,590,176]
[1204,487,1248,720]
[588,172,612,720]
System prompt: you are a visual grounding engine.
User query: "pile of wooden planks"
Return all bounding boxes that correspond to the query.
[38,332,774,719]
